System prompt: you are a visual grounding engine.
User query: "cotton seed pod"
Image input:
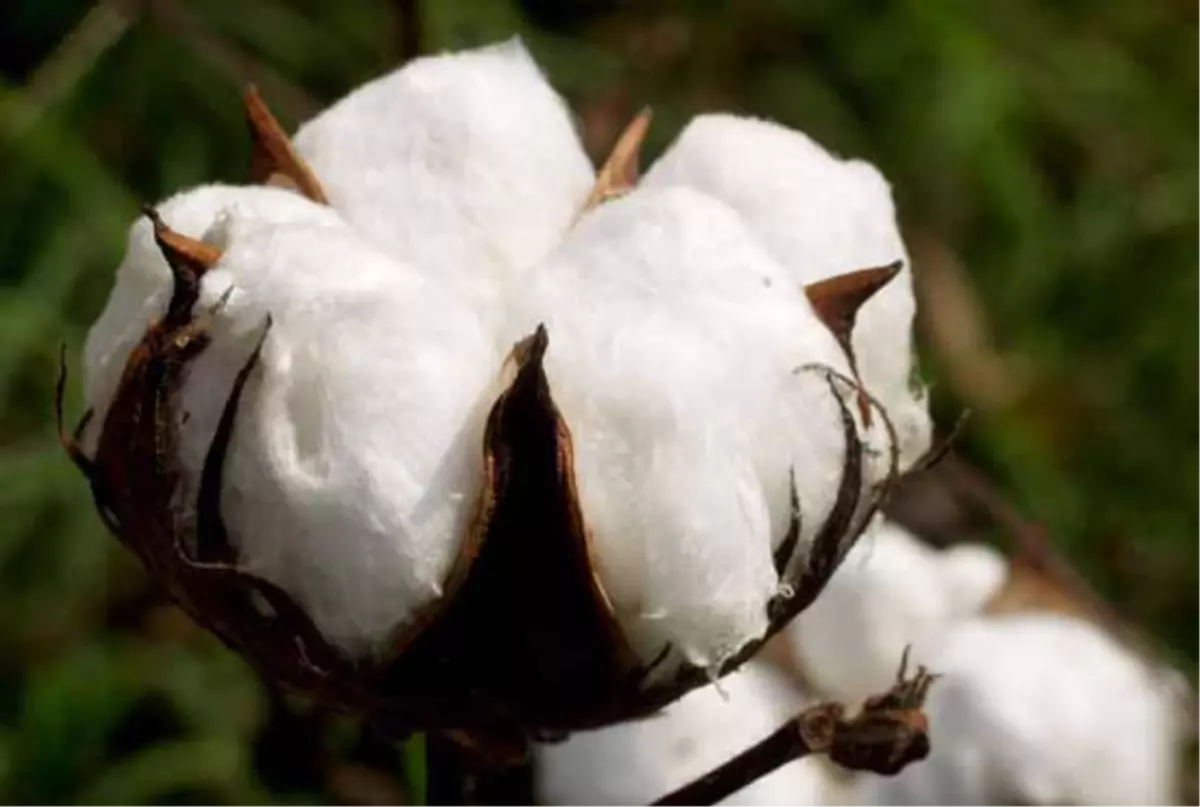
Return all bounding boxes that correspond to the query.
[58,39,925,748]
[852,613,1190,805]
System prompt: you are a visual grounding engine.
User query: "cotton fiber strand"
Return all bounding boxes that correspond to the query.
[536,662,841,805]
[643,114,930,469]
[511,185,859,669]
[785,518,1007,701]
[854,613,1189,805]
[293,38,594,331]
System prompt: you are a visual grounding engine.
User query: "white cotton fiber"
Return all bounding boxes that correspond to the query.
[83,188,501,656]
[536,662,841,805]
[785,518,1007,701]
[510,185,860,670]
[854,613,1188,805]
[293,38,595,331]
[81,184,343,448]
[642,114,931,469]
[185,221,500,657]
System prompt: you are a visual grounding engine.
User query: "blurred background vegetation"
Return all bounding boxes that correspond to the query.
[0,0,1195,802]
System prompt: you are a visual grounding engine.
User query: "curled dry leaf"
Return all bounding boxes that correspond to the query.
[58,58,922,751]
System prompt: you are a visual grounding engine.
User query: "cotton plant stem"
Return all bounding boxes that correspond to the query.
[654,652,935,806]
[392,0,422,63]
[654,702,841,806]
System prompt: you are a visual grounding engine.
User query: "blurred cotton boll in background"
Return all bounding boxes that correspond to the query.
[851,612,1190,806]
[784,517,1007,701]
[535,662,845,805]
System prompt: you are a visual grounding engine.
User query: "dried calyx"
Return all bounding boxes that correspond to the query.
[59,40,932,750]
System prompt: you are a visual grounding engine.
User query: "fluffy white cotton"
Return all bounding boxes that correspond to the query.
[189,221,499,656]
[511,185,861,670]
[785,518,1007,701]
[642,114,930,469]
[854,614,1188,806]
[536,662,842,805]
[84,187,501,656]
[293,38,594,332]
[81,184,343,447]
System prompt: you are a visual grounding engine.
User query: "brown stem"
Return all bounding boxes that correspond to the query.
[393,0,422,63]
[654,652,935,806]
[654,702,841,806]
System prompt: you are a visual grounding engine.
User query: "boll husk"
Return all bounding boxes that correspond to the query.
[535,662,843,805]
[60,38,928,742]
[852,613,1190,806]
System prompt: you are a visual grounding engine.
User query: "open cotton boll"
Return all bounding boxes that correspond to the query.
[293,38,594,329]
[854,613,1188,806]
[175,220,499,657]
[536,662,841,805]
[81,184,343,448]
[642,114,930,469]
[510,185,856,670]
[786,518,1007,701]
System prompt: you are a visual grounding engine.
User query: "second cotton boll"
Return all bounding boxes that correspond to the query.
[785,518,1008,700]
[536,662,842,805]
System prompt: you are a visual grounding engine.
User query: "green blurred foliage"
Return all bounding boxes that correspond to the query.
[0,0,1194,802]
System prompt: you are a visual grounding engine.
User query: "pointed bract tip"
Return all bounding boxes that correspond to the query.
[143,205,223,274]
[581,107,654,213]
[243,86,329,204]
[514,323,550,368]
[803,260,904,337]
[803,261,904,426]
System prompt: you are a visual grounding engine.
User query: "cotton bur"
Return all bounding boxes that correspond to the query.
[59,37,934,755]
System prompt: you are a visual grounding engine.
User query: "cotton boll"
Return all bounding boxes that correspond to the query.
[854,614,1188,805]
[642,114,930,469]
[511,185,856,669]
[786,519,1006,702]
[175,221,500,657]
[536,662,840,805]
[939,542,1009,615]
[82,184,342,448]
[293,38,594,330]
